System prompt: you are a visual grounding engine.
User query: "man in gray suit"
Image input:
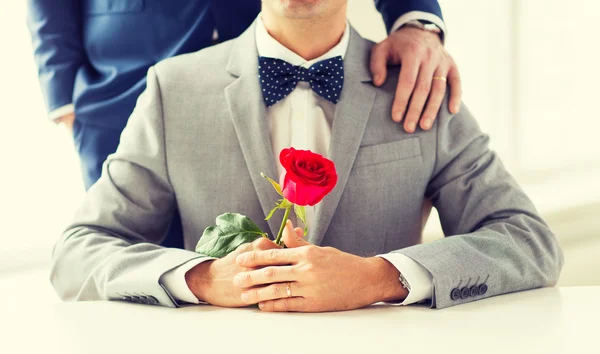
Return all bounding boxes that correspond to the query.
[51,0,563,311]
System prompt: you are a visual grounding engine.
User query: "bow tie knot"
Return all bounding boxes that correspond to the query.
[258,56,344,107]
[296,66,309,81]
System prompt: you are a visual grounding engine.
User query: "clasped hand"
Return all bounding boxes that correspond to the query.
[233,221,407,312]
[188,221,407,312]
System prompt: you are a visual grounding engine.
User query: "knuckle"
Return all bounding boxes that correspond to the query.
[238,243,252,254]
[263,267,276,279]
[254,238,270,250]
[266,249,278,261]
[247,252,257,263]
[303,245,318,259]
[428,89,443,100]
[376,40,390,51]
[271,285,280,297]
[393,102,408,114]
[280,299,290,311]
[416,83,431,94]
[408,41,421,54]
[303,262,317,276]
[264,301,274,311]
[243,272,253,284]
[401,78,417,89]
[422,48,434,61]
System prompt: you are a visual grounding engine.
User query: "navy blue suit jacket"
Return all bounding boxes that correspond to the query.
[27,0,443,130]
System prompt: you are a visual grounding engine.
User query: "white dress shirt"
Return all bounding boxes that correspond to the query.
[160,16,433,306]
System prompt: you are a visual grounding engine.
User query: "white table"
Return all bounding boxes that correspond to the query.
[2,287,597,354]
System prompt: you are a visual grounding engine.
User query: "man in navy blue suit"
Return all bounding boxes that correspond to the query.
[27,0,461,248]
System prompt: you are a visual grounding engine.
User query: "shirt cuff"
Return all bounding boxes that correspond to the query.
[48,103,74,121]
[390,11,447,40]
[160,257,216,305]
[377,253,433,306]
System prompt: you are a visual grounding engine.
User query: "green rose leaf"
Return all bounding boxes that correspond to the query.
[261,172,284,196]
[294,205,308,236]
[265,198,293,221]
[196,213,266,258]
[265,204,279,221]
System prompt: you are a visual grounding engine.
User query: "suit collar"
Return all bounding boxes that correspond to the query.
[226,21,258,78]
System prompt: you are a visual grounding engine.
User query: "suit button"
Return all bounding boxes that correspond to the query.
[139,296,149,304]
[460,287,470,299]
[148,296,159,305]
[470,285,480,297]
[479,284,488,295]
[131,296,141,303]
[451,288,461,301]
[122,296,131,301]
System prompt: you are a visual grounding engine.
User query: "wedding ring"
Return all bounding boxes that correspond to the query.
[433,76,447,82]
[286,282,292,298]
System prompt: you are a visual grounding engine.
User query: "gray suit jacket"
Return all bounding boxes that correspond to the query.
[51,22,563,309]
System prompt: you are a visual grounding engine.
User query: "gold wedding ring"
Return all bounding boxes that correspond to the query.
[433,76,447,82]
[286,282,292,298]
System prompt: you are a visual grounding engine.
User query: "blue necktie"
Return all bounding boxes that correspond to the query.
[258,56,344,107]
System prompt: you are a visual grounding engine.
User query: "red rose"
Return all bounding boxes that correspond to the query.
[279,148,338,206]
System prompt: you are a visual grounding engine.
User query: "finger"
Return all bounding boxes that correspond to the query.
[447,65,462,114]
[233,266,296,288]
[392,59,419,123]
[236,247,300,267]
[241,282,301,305]
[232,242,254,256]
[259,297,305,312]
[403,63,436,133]
[283,220,310,248]
[419,68,449,130]
[251,237,279,251]
[233,237,277,257]
[294,227,304,239]
[369,41,389,86]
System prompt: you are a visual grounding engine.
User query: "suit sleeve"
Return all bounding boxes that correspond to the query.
[26,0,86,113]
[393,101,564,309]
[374,0,444,33]
[50,67,206,307]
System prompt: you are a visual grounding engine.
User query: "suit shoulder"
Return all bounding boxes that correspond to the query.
[153,40,234,83]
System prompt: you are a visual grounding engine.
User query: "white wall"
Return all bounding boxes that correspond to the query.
[0,1,85,273]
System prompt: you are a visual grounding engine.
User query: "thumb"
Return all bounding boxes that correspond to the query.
[370,41,389,87]
[282,220,310,248]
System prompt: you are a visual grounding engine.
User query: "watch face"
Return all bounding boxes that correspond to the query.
[423,23,442,34]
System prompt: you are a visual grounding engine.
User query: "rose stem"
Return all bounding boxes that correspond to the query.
[274,205,292,246]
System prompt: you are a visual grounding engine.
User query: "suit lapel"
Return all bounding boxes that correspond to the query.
[308,28,377,245]
[225,23,281,238]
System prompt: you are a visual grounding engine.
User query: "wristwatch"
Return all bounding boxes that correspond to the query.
[399,272,411,292]
[403,19,442,34]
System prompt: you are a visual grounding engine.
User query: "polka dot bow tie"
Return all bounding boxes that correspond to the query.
[258,56,344,107]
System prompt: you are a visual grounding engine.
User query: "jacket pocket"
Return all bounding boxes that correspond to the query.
[353,137,422,168]
[84,0,145,15]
